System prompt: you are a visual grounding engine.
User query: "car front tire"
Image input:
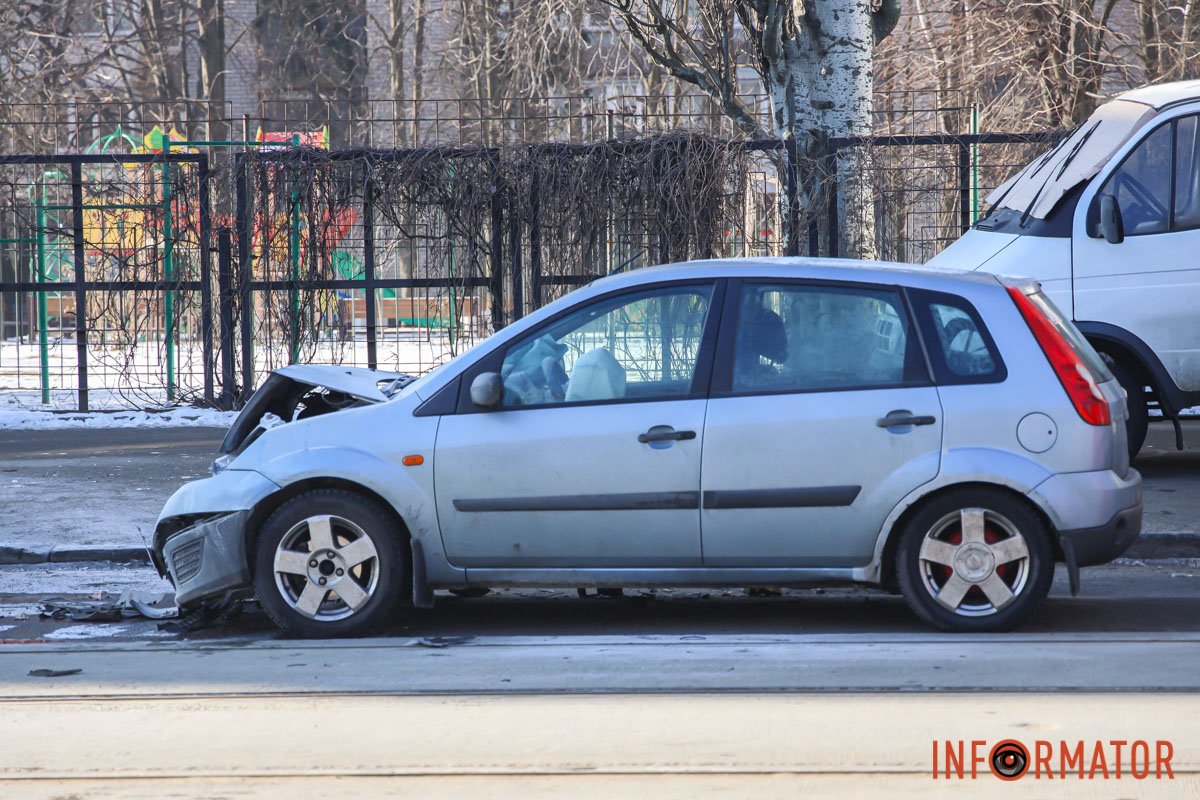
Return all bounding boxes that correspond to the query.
[254,489,406,638]
[896,488,1053,633]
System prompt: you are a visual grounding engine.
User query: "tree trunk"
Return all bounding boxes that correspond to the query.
[197,0,226,140]
[411,0,426,144]
[765,0,878,259]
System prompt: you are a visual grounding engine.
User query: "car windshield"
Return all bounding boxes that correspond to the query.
[987,98,1156,221]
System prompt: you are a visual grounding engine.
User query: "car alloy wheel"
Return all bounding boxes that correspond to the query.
[916,508,1030,617]
[272,514,381,621]
[896,488,1053,632]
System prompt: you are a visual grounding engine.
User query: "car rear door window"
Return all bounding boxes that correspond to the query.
[729,283,926,393]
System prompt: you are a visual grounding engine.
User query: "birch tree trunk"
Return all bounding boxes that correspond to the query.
[607,0,897,259]
[762,0,878,258]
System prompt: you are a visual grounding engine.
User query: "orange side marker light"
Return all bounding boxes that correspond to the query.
[402,455,424,466]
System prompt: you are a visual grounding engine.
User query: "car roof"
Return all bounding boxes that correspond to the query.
[588,256,1003,293]
[407,256,1014,397]
[1117,79,1200,110]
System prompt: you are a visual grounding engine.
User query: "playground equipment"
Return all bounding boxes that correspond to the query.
[17,122,469,406]
[19,125,311,404]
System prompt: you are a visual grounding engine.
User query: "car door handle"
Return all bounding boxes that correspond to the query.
[638,428,697,443]
[876,412,937,428]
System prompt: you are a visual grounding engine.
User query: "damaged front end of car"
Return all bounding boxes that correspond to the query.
[154,365,414,607]
[213,365,414,475]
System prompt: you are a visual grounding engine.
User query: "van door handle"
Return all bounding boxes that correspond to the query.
[877,412,937,428]
[638,427,697,443]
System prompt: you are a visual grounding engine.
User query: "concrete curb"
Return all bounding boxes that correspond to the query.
[0,546,150,566]
[0,536,1196,567]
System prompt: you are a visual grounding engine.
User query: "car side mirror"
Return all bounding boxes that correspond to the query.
[1099,194,1125,244]
[470,372,503,408]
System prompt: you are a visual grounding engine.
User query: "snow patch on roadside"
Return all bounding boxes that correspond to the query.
[0,564,171,596]
[0,395,236,430]
[0,604,45,620]
[44,623,130,640]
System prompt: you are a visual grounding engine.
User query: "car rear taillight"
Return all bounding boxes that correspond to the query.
[1006,286,1111,426]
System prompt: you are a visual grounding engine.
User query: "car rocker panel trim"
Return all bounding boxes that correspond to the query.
[702,486,862,509]
[452,486,863,513]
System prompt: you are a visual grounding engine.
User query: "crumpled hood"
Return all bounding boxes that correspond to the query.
[218,365,413,457]
[273,364,410,403]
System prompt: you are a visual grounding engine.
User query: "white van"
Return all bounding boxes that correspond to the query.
[930,79,1200,455]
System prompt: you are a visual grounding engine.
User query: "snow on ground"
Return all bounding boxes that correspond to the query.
[0,325,489,421]
[0,331,479,411]
[43,623,131,640]
[0,604,46,620]
[0,564,171,597]
[0,393,238,429]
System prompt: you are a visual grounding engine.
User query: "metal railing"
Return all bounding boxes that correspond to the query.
[0,130,1063,411]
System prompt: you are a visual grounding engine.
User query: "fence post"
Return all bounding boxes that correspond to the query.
[489,164,505,332]
[69,160,88,412]
[198,156,214,405]
[362,162,378,370]
[509,185,523,321]
[217,228,236,409]
[34,195,49,404]
[825,145,840,259]
[957,139,972,234]
[287,154,301,364]
[162,146,176,402]
[785,137,801,257]
[528,151,541,309]
[235,153,255,402]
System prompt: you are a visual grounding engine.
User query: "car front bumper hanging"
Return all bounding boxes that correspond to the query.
[161,511,253,606]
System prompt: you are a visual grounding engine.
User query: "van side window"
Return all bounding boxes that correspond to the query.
[910,290,1006,385]
[1175,115,1200,230]
[1099,123,1172,236]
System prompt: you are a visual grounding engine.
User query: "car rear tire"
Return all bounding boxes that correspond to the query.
[1109,358,1148,458]
[895,488,1053,632]
[254,489,406,638]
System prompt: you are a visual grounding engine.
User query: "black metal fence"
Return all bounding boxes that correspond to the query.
[0,130,1062,411]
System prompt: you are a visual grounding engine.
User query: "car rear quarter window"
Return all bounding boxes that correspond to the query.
[911,290,1007,385]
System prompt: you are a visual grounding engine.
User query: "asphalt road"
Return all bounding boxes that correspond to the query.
[0,425,224,552]
[2,420,1199,796]
[2,419,1200,554]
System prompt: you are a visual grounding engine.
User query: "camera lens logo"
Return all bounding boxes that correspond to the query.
[990,740,1030,781]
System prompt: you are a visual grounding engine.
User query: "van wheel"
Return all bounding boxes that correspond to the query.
[896,488,1053,632]
[254,489,405,638]
[1109,359,1148,458]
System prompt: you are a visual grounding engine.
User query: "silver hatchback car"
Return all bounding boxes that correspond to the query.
[152,258,1142,636]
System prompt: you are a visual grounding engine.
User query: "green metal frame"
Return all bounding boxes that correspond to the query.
[29,169,69,404]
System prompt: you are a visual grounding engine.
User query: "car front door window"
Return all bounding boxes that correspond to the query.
[499,285,714,407]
